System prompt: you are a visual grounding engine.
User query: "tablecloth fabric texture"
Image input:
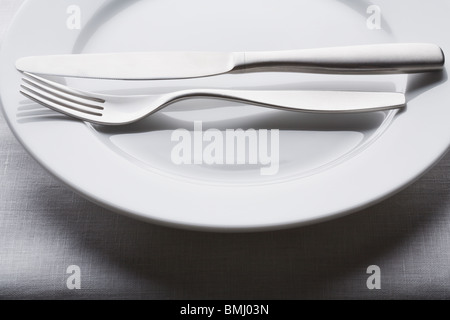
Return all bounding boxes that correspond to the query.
[1,0,450,299]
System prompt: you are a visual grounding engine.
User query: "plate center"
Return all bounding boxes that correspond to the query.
[70,0,405,184]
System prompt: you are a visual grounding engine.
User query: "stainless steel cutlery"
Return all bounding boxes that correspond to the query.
[16,43,445,125]
[16,43,444,80]
[19,73,406,126]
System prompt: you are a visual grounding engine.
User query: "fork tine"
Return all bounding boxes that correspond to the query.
[22,77,104,111]
[20,81,103,116]
[20,90,96,122]
[22,72,105,109]
[20,83,103,120]
[22,72,105,103]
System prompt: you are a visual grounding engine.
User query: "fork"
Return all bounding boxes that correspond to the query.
[19,73,406,126]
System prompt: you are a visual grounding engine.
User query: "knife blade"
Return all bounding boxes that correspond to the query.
[15,43,445,80]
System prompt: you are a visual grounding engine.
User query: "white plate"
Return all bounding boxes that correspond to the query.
[1,0,449,231]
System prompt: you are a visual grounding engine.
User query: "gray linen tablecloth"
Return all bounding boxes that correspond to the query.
[1,0,450,300]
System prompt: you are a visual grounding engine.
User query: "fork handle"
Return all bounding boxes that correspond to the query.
[237,43,445,74]
[177,90,406,113]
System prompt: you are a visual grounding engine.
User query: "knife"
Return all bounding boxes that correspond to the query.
[16,43,445,80]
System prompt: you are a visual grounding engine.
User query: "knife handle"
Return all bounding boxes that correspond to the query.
[239,43,445,74]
